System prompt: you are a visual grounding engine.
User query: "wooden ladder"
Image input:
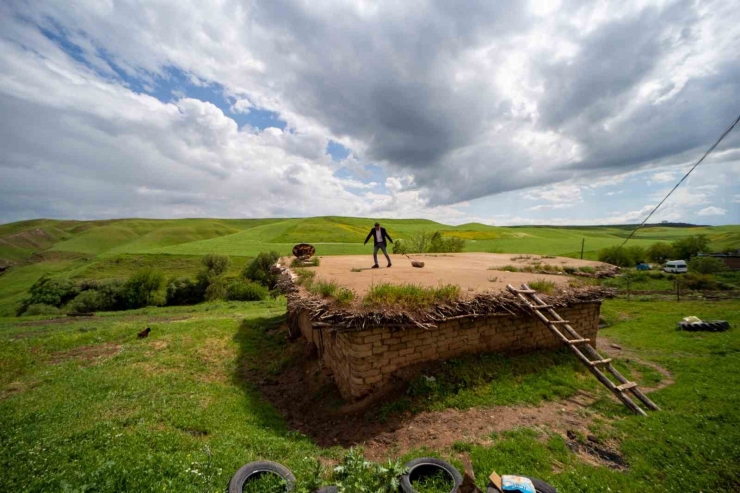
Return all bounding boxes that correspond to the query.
[507,283,660,416]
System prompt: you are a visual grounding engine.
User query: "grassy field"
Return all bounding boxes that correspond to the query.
[1,216,738,316]
[1,216,739,490]
[1,298,739,491]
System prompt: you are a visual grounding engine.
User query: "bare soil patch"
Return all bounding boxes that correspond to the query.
[308,253,610,296]
[49,343,121,364]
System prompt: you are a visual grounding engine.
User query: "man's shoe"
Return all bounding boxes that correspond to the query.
[387,263,392,268]
[371,264,379,269]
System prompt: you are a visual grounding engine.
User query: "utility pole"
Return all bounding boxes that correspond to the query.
[580,238,585,260]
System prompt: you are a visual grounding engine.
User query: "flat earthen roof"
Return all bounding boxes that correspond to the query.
[298,252,610,296]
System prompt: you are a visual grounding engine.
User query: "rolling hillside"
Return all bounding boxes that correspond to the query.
[0,216,737,317]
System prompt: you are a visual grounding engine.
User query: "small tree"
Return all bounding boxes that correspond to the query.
[243,251,281,289]
[201,253,231,280]
[647,242,674,264]
[123,269,166,309]
[597,246,633,267]
[671,234,710,260]
[689,256,725,274]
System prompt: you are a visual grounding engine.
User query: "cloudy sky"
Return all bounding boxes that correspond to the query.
[1,0,739,226]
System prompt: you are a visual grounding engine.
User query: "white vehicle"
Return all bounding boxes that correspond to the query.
[664,260,688,273]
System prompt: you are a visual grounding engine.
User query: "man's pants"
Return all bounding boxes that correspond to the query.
[373,241,391,266]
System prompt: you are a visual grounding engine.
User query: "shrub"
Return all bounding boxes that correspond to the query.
[201,253,231,280]
[578,266,595,273]
[493,265,518,272]
[392,239,408,255]
[204,279,228,301]
[672,234,710,260]
[226,279,269,301]
[123,269,166,309]
[95,280,126,311]
[68,290,104,314]
[647,242,674,264]
[563,266,577,274]
[244,251,281,288]
[396,230,465,254]
[428,231,465,253]
[166,277,206,306]
[23,275,79,310]
[22,303,61,316]
[363,283,460,309]
[682,273,719,291]
[597,246,634,267]
[689,256,726,274]
[529,278,556,294]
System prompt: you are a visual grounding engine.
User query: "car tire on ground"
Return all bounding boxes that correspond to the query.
[228,460,296,493]
[678,320,730,332]
[399,457,463,493]
[487,476,557,493]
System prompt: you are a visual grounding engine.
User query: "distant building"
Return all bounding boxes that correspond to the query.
[698,252,740,271]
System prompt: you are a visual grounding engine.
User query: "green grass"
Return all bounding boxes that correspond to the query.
[528,278,556,294]
[410,469,454,492]
[1,295,739,491]
[362,283,461,310]
[242,472,287,493]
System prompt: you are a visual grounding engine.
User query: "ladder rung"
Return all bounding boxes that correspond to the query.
[566,338,590,344]
[616,382,637,391]
[548,320,570,324]
[530,304,553,310]
[588,358,612,366]
[513,289,537,294]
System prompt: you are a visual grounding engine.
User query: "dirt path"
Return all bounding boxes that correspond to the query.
[596,337,675,392]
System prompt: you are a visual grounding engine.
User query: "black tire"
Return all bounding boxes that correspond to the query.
[228,461,296,493]
[313,487,338,493]
[487,476,557,493]
[399,457,463,493]
[679,320,730,332]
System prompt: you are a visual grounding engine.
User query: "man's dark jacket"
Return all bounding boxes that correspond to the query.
[364,227,393,246]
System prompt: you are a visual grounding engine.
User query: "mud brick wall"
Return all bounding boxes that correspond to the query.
[298,302,601,400]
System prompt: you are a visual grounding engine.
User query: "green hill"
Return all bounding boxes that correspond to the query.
[0,216,737,316]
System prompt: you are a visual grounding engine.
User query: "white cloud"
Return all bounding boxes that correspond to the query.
[651,171,676,183]
[0,0,739,225]
[697,206,727,216]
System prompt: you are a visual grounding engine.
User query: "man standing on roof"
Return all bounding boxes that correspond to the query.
[364,222,393,268]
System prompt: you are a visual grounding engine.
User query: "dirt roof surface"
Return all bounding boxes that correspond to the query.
[303,252,610,296]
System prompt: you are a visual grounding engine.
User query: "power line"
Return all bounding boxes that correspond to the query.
[616,112,740,251]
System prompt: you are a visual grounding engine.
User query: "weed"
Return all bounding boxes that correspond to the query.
[350,267,363,272]
[242,472,287,493]
[294,268,316,288]
[335,287,355,306]
[494,265,519,272]
[488,276,498,282]
[529,278,556,294]
[363,283,461,309]
[308,279,339,298]
[411,469,454,493]
[578,266,595,274]
[333,448,405,492]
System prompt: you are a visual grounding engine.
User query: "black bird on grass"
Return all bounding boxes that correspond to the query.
[137,327,151,339]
